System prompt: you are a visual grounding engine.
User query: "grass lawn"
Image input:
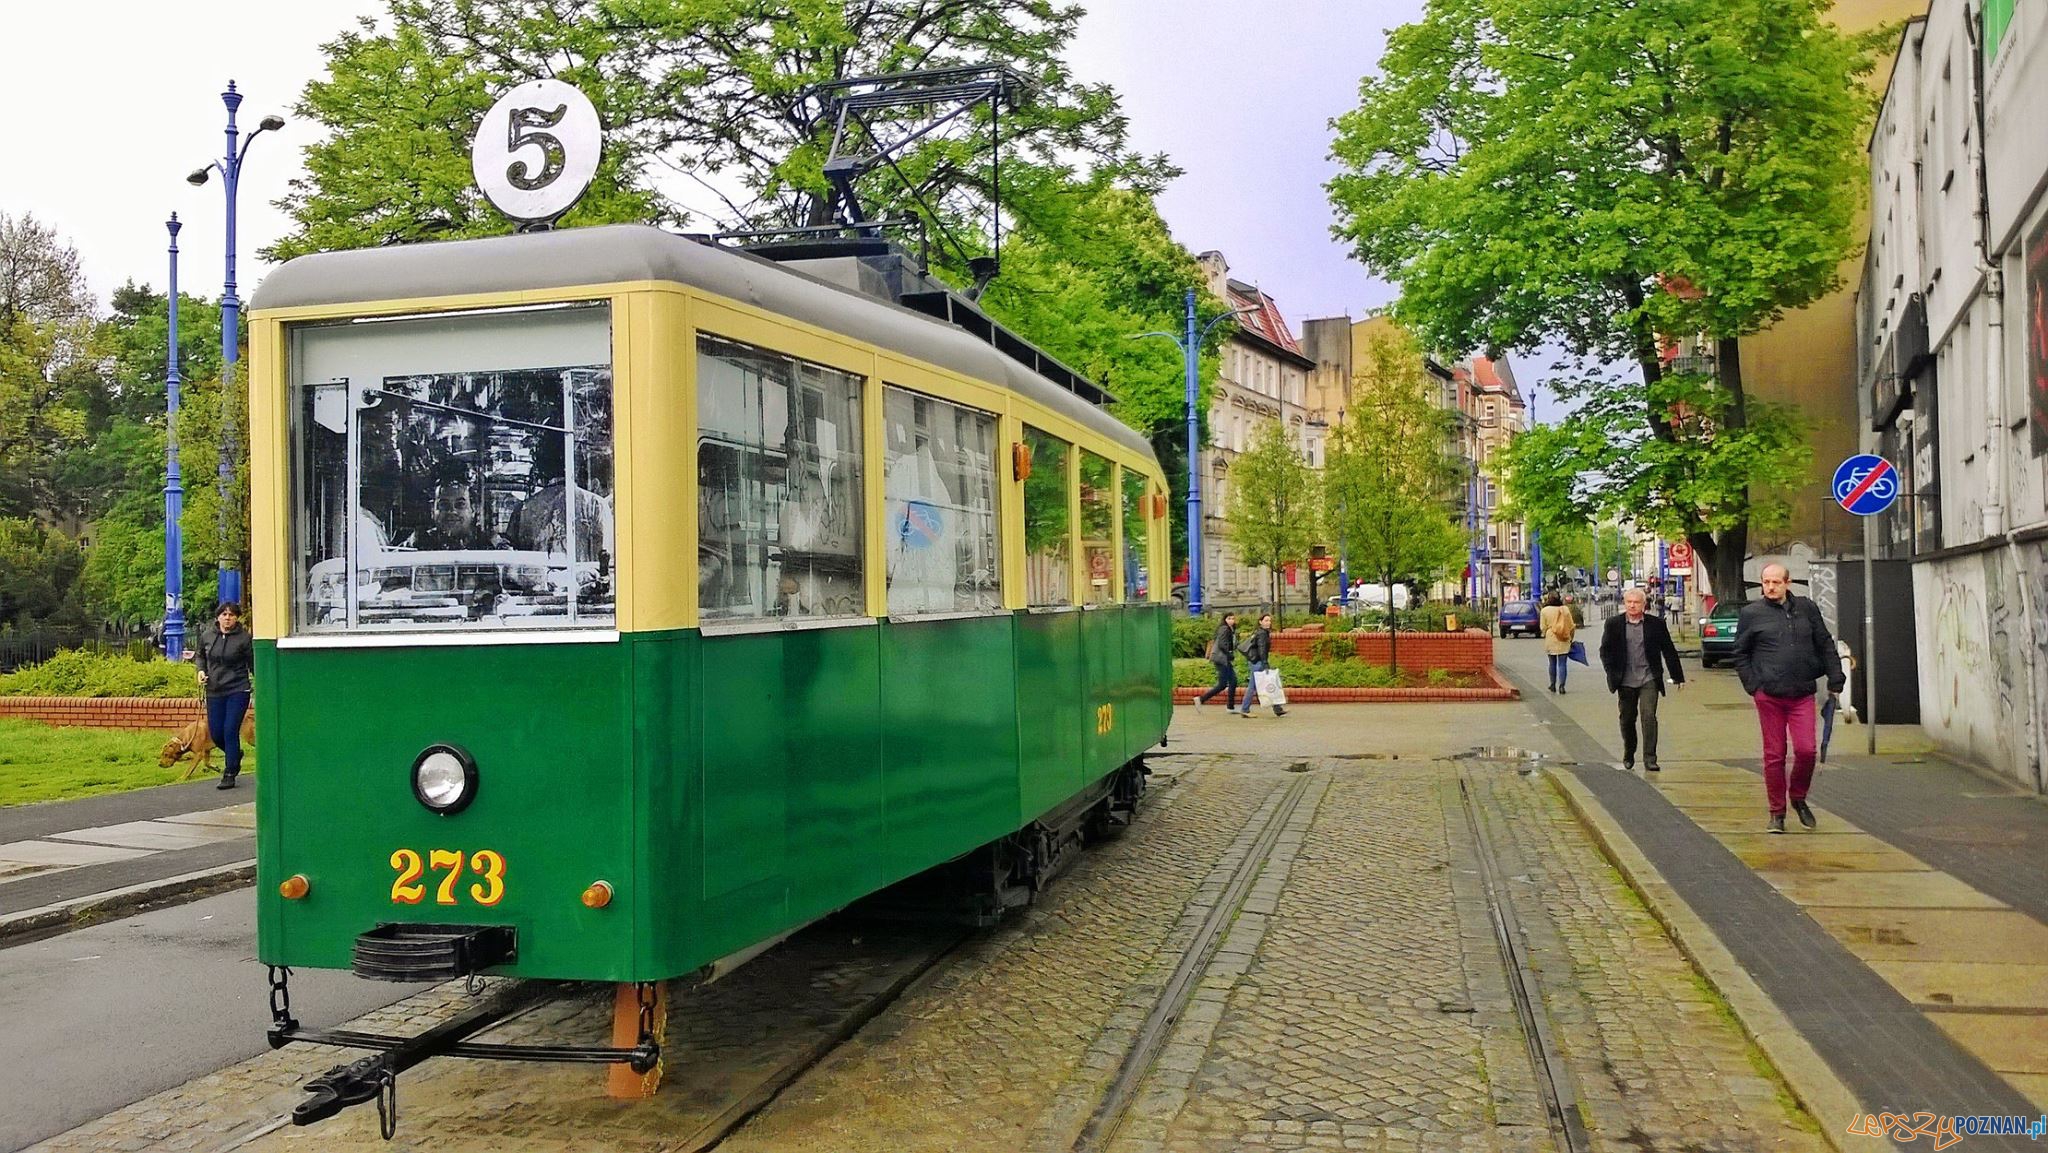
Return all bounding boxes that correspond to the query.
[0,719,257,808]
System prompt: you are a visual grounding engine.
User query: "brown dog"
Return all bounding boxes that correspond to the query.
[159,714,257,780]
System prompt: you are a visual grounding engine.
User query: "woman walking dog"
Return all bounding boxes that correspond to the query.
[195,602,254,789]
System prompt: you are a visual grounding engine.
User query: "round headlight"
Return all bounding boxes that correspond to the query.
[411,745,478,815]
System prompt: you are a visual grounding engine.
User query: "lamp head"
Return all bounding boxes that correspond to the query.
[186,168,211,187]
[259,115,285,132]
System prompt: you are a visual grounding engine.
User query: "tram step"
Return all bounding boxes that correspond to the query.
[352,922,516,982]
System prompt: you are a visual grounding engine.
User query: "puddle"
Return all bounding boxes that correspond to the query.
[1450,746,1550,762]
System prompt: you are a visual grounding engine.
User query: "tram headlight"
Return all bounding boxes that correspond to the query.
[411,745,478,816]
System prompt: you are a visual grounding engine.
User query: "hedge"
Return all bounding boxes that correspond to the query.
[0,649,202,698]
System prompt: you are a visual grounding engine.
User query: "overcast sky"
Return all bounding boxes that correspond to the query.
[6,1,1553,399]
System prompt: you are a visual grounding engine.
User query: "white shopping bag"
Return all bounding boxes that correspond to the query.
[1254,667,1287,706]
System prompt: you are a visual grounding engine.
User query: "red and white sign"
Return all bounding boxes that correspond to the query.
[1667,541,1694,576]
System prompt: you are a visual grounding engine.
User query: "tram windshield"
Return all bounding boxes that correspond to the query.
[288,304,615,634]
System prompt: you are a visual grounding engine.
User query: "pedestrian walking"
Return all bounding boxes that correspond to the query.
[1195,612,1240,711]
[195,601,254,790]
[1599,587,1685,773]
[1236,612,1288,718]
[1732,563,1845,833]
[1540,592,1576,693]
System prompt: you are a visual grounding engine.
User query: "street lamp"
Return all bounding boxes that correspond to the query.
[1134,289,1255,616]
[164,215,187,661]
[186,80,285,607]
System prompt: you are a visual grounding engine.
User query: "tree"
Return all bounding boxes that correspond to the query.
[1328,0,1883,600]
[1223,420,1318,616]
[269,2,1174,258]
[1324,331,1467,671]
[0,214,96,522]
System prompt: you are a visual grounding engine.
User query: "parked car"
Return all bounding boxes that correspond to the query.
[1699,601,1742,667]
[1498,599,1540,638]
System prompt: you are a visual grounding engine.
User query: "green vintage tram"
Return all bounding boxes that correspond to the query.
[245,223,1173,1106]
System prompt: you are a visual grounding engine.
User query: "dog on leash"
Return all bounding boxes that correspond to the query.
[159,714,256,780]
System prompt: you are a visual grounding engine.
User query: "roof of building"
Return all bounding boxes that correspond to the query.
[1221,279,1315,368]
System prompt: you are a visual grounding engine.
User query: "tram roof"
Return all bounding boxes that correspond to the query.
[251,224,1155,461]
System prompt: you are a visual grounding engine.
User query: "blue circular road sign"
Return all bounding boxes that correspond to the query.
[1832,454,1899,516]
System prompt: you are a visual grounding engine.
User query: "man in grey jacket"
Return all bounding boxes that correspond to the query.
[1732,564,1846,833]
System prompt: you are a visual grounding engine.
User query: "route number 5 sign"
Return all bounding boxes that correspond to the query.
[472,79,602,226]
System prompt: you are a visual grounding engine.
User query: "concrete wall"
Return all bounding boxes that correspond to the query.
[1913,545,2048,788]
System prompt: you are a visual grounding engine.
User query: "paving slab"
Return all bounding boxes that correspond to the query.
[0,839,153,867]
[1864,960,2048,1010]
[157,805,255,830]
[48,819,245,851]
[1728,844,1932,873]
[1807,908,2048,963]
[1929,1013,2048,1077]
[1757,870,2010,910]
[2006,1074,2048,1112]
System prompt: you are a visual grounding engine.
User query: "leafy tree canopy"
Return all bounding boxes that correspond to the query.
[1328,0,1883,597]
[1223,418,1319,614]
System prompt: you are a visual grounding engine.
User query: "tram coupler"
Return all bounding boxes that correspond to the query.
[292,1053,396,1130]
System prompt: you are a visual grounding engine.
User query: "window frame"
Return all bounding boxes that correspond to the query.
[280,300,619,644]
[879,383,1004,619]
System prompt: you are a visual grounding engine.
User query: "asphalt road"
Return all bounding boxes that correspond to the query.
[0,889,427,1152]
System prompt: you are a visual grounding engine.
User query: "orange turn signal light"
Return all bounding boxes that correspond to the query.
[581,880,614,909]
[279,874,311,900]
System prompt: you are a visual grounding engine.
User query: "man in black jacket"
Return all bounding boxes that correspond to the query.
[1599,587,1686,773]
[1732,563,1846,834]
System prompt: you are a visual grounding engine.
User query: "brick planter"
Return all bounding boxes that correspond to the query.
[1269,627,1494,674]
[1174,665,1519,704]
[0,697,209,731]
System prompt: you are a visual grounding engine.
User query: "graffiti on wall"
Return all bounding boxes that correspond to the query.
[1922,553,2024,775]
[1810,563,1840,639]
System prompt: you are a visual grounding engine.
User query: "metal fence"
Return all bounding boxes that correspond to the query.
[0,627,146,673]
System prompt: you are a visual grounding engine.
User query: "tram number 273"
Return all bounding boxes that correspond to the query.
[390,848,507,907]
[1096,703,1115,736]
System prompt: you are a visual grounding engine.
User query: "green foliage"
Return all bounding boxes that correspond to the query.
[1171,613,1221,659]
[1322,331,1466,595]
[1307,634,1357,662]
[80,495,169,626]
[0,649,200,698]
[1173,655,1402,690]
[172,359,250,584]
[1223,420,1319,610]
[0,517,85,629]
[1329,0,1883,593]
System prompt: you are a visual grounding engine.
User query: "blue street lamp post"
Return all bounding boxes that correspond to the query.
[1137,289,1253,616]
[164,216,187,661]
[187,81,284,608]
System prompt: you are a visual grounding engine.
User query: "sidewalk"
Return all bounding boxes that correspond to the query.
[1496,639,2048,1146]
[0,778,255,942]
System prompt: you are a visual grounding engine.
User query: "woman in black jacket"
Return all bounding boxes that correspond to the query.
[196,602,255,789]
[1235,613,1287,717]
[1195,613,1240,710]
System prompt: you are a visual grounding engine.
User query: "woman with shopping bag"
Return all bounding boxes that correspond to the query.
[1539,592,1577,694]
[1237,612,1288,718]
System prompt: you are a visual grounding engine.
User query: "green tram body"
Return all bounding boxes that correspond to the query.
[247,226,1173,984]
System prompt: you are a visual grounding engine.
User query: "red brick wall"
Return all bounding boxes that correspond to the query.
[1269,628,1494,674]
[0,697,211,731]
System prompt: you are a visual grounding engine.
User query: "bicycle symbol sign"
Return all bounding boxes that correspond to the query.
[1832,454,1900,516]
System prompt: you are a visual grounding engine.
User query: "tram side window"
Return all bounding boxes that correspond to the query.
[1079,451,1117,605]
[289,305,615,634]
[1022,427,1071,607]
[1122,470,1152,602]
[882,387,1000,616]
[697,336,865,622]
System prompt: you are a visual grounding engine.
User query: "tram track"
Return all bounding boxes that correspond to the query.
[1456,766,1591,1153]
[1067,770,1318,1153]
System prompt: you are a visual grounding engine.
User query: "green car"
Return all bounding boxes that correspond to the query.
[1699,601,1742,668]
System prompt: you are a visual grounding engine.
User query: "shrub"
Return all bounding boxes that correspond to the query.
[1307,634,1357,662]
[1172,614,1222,659]
[1172,656,1403,689]
[0,649,202,698]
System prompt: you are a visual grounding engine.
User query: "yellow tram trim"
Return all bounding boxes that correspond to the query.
[249,277,1169,642]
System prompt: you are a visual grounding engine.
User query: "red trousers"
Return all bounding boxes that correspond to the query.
[1754,692,1818,814]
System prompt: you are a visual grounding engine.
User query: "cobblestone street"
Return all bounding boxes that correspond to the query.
[23,706,1834,1153]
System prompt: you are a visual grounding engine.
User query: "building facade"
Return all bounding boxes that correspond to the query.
[1860,0,2048,792]
[1195,252,1321,608]
[1299,314,1528,601]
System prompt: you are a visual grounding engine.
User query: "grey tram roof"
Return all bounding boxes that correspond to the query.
[252,223,1156,462]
